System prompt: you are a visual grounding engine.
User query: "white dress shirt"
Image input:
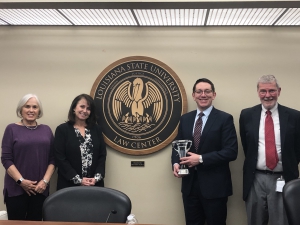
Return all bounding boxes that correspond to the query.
[256,103,283,171]
[193,105,213,135]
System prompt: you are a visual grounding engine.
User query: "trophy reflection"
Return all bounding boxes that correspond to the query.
[172,140,193,175]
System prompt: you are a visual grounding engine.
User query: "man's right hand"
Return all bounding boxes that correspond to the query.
[173,163,183,178]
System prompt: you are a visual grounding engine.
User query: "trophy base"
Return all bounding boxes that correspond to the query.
[178,169,189,175]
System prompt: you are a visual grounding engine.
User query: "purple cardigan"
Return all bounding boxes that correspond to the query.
[1,123,55,199]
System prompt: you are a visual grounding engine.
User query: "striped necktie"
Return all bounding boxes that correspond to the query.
[194,112,204,152]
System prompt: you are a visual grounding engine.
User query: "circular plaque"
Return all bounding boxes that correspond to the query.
[91,56,187,155]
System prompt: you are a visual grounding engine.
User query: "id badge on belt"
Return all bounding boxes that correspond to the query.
[276,176,285,192]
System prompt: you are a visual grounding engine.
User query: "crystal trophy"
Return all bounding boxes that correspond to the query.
[172,140,192,175]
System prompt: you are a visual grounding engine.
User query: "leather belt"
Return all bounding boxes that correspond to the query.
[256,169,282,175]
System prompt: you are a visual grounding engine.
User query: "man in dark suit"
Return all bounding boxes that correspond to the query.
[172,78,238,225]
[239,75,300,225]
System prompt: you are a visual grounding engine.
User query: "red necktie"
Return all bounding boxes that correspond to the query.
[265,110,278,170]
[194,112,204,152]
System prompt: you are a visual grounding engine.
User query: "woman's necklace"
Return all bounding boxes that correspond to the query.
[21,119,38,130]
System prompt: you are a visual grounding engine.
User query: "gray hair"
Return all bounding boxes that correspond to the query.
[16,94,43,119]
[257,74,280,90]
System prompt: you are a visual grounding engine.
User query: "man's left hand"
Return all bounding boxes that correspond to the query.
[180,152,201,167]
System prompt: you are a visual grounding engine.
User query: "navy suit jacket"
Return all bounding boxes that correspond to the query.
[172,107,238,199]
[239,104,300,201]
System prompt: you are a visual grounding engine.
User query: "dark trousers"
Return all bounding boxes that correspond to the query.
[5,193,46,220]
[182,172,228,225]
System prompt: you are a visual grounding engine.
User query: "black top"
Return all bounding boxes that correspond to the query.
[54,122,107,190]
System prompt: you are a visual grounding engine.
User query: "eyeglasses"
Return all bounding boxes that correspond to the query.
[194,89,213,95]
[259,89,278,96]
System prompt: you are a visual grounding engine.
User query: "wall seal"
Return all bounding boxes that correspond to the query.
[91,56,187,155]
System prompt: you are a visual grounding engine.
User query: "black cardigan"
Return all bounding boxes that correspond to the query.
[54,122,107,190]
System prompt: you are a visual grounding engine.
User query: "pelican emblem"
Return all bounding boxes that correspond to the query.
[113,78,163,127]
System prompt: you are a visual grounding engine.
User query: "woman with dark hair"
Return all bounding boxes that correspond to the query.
[54,94,106,190]
[1,94,55,220]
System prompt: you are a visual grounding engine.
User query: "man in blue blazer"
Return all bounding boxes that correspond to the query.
[172,78,238,225]
[239,75,300,225]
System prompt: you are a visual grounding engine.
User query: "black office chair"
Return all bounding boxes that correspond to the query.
[282,179,300,225]
[43,186,131,223]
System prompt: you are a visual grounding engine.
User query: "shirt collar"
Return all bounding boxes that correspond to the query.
[261,102,278,114]
[197,105,213,117]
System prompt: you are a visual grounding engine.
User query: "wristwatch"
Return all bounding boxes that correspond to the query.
[16,177,24,185]
[199,155,203,163]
